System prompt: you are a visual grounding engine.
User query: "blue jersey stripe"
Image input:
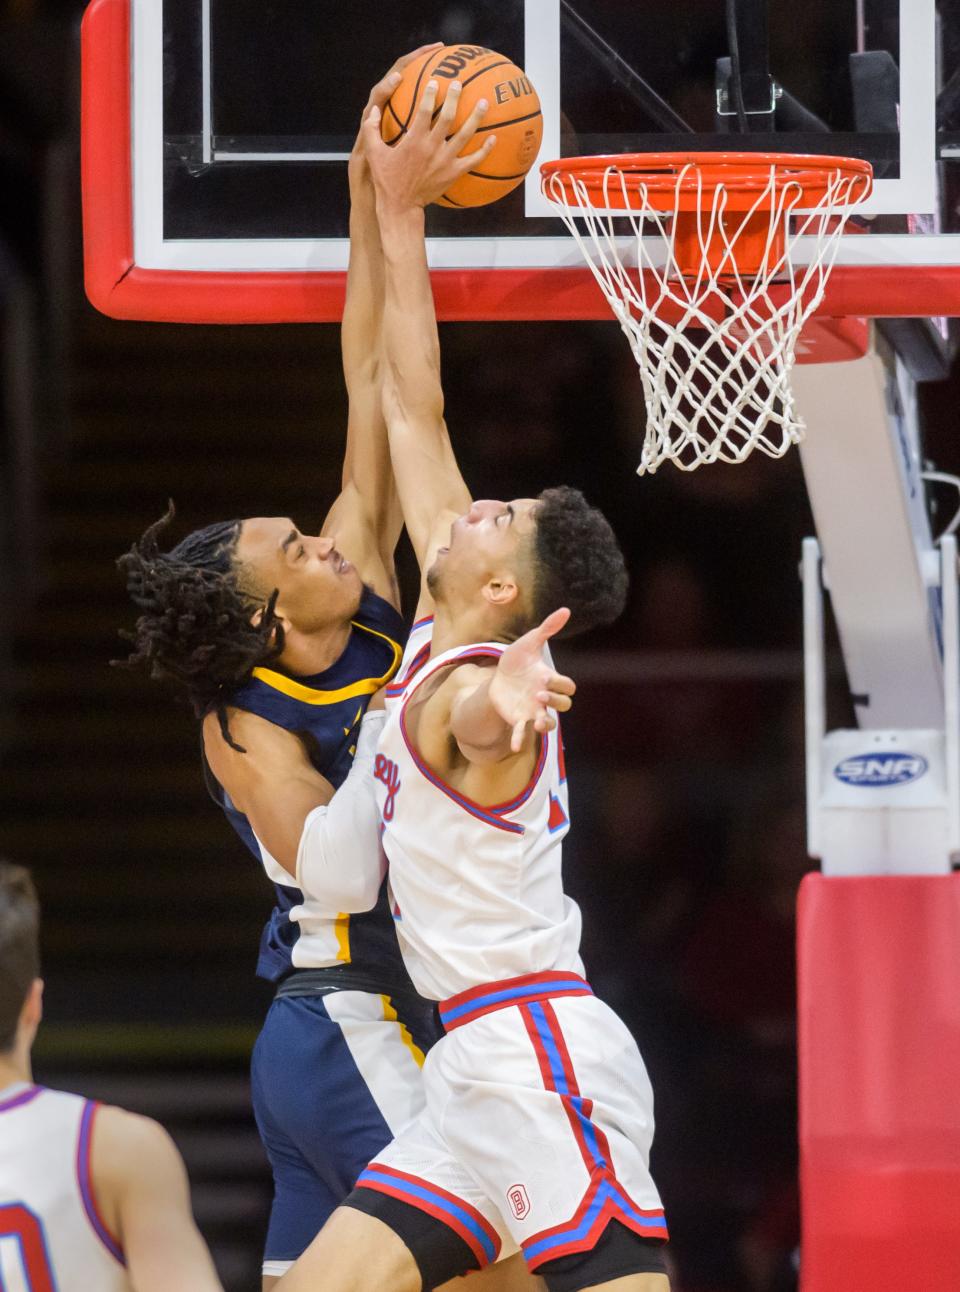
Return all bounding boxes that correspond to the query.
[526,1000,573,1095]
[523,1180,667,1260]
[569,1095,608,1169]
[358,1168,497,1263]
[439,979,589,1025]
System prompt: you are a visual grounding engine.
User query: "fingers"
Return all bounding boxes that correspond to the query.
[393,42,443,74]
[369,44,443,110]
[372,38,447,107]
[449,134,495,177]
[367,69,403,113]
[413,80,440,133]
[369,41,444,113]
[361,105,386,153]
[511,697,566,754]
[435,79,463,134]
[446,96,490,152]
[537,606,572,643]
[533,710,559,735]
[536,691,573,713]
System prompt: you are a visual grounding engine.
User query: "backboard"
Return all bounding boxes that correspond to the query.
[81,0,960,325]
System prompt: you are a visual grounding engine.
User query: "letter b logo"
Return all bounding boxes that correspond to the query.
[507,1184,530,1220]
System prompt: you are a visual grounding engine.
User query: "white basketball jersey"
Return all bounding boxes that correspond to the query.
[0,1083,131,1292]
[377,622,584,1000]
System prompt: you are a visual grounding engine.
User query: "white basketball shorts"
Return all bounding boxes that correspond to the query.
[354,971,668,1272]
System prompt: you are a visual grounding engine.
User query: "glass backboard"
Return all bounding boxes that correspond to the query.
[81,0,960,322]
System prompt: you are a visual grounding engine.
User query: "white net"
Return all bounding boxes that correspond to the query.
[541,158,871,474]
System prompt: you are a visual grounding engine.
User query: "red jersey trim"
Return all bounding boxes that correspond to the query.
[76,1101,126,1266]
[397,646,551,834]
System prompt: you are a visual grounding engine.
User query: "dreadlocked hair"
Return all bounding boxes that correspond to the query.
[114,503,283,751]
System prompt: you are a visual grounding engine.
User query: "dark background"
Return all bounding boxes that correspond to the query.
[1,3,959,1290]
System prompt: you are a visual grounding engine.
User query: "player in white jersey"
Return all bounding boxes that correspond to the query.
[274,80,670,1292]
[0,862,222,1292]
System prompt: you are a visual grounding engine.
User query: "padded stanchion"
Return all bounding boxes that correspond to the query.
[798,874,960,1291]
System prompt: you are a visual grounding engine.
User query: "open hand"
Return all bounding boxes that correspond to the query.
[349,45,444,190]
[488,608,576,753]
[361,77,497,210]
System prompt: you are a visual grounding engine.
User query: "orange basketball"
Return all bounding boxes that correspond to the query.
[381,44,542,208]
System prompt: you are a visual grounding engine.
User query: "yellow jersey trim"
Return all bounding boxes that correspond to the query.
[380,995,426,1068]
[334,913,351,963]
[250,620,402,705]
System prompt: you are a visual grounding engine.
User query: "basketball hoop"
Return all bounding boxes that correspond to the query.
[540,152,873,474]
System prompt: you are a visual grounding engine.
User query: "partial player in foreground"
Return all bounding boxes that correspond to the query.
[275,79,670,1292]
[0,861,222,1292]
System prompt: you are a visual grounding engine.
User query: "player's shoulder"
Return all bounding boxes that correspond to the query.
[443,657,498,687]
[202,707,307,787]
[204,708,313,806]
[87,1104,189,1243]
[92,1105,178,1160]
[90,1105,185,1189]
[420,658,498,715]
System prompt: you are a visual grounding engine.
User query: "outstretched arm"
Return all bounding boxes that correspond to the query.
[450,608,575,759]
[362,82,496,593]
[321,48,442,605]
[405,608,575,808]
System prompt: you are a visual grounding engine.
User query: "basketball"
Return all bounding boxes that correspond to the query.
[381,44,543,208]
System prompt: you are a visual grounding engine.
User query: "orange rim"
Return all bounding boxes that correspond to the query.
[540,151,874,213]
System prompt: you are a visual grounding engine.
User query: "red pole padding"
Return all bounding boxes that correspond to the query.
[798,874,960,1291]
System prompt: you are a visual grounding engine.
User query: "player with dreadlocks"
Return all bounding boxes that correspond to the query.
[118,54,539,1292]
[118,509,283,750]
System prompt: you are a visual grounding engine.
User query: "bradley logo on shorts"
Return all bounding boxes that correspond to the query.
[374,753,401,821]
[507,1183,531,1221]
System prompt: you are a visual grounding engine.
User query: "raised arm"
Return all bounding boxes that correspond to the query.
[362,82,495,580]
[321,48,442,605]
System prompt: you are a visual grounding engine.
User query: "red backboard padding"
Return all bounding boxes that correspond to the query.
[80,0,960,328]
[798,874,960,1292]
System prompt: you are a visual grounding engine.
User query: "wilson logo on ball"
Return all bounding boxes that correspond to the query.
[433,46,492,78]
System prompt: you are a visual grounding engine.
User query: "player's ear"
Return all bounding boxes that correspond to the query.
[251,603,292,637]
[483,576,519,609]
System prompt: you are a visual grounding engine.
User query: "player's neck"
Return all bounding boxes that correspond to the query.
[430,604,505,657]
[0,1046,31,1093]
[276,617,353,677]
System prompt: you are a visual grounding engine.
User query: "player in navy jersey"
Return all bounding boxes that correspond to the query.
[118,53,539,1292]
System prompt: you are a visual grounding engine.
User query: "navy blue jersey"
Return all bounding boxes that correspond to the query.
[205,588,412,986]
